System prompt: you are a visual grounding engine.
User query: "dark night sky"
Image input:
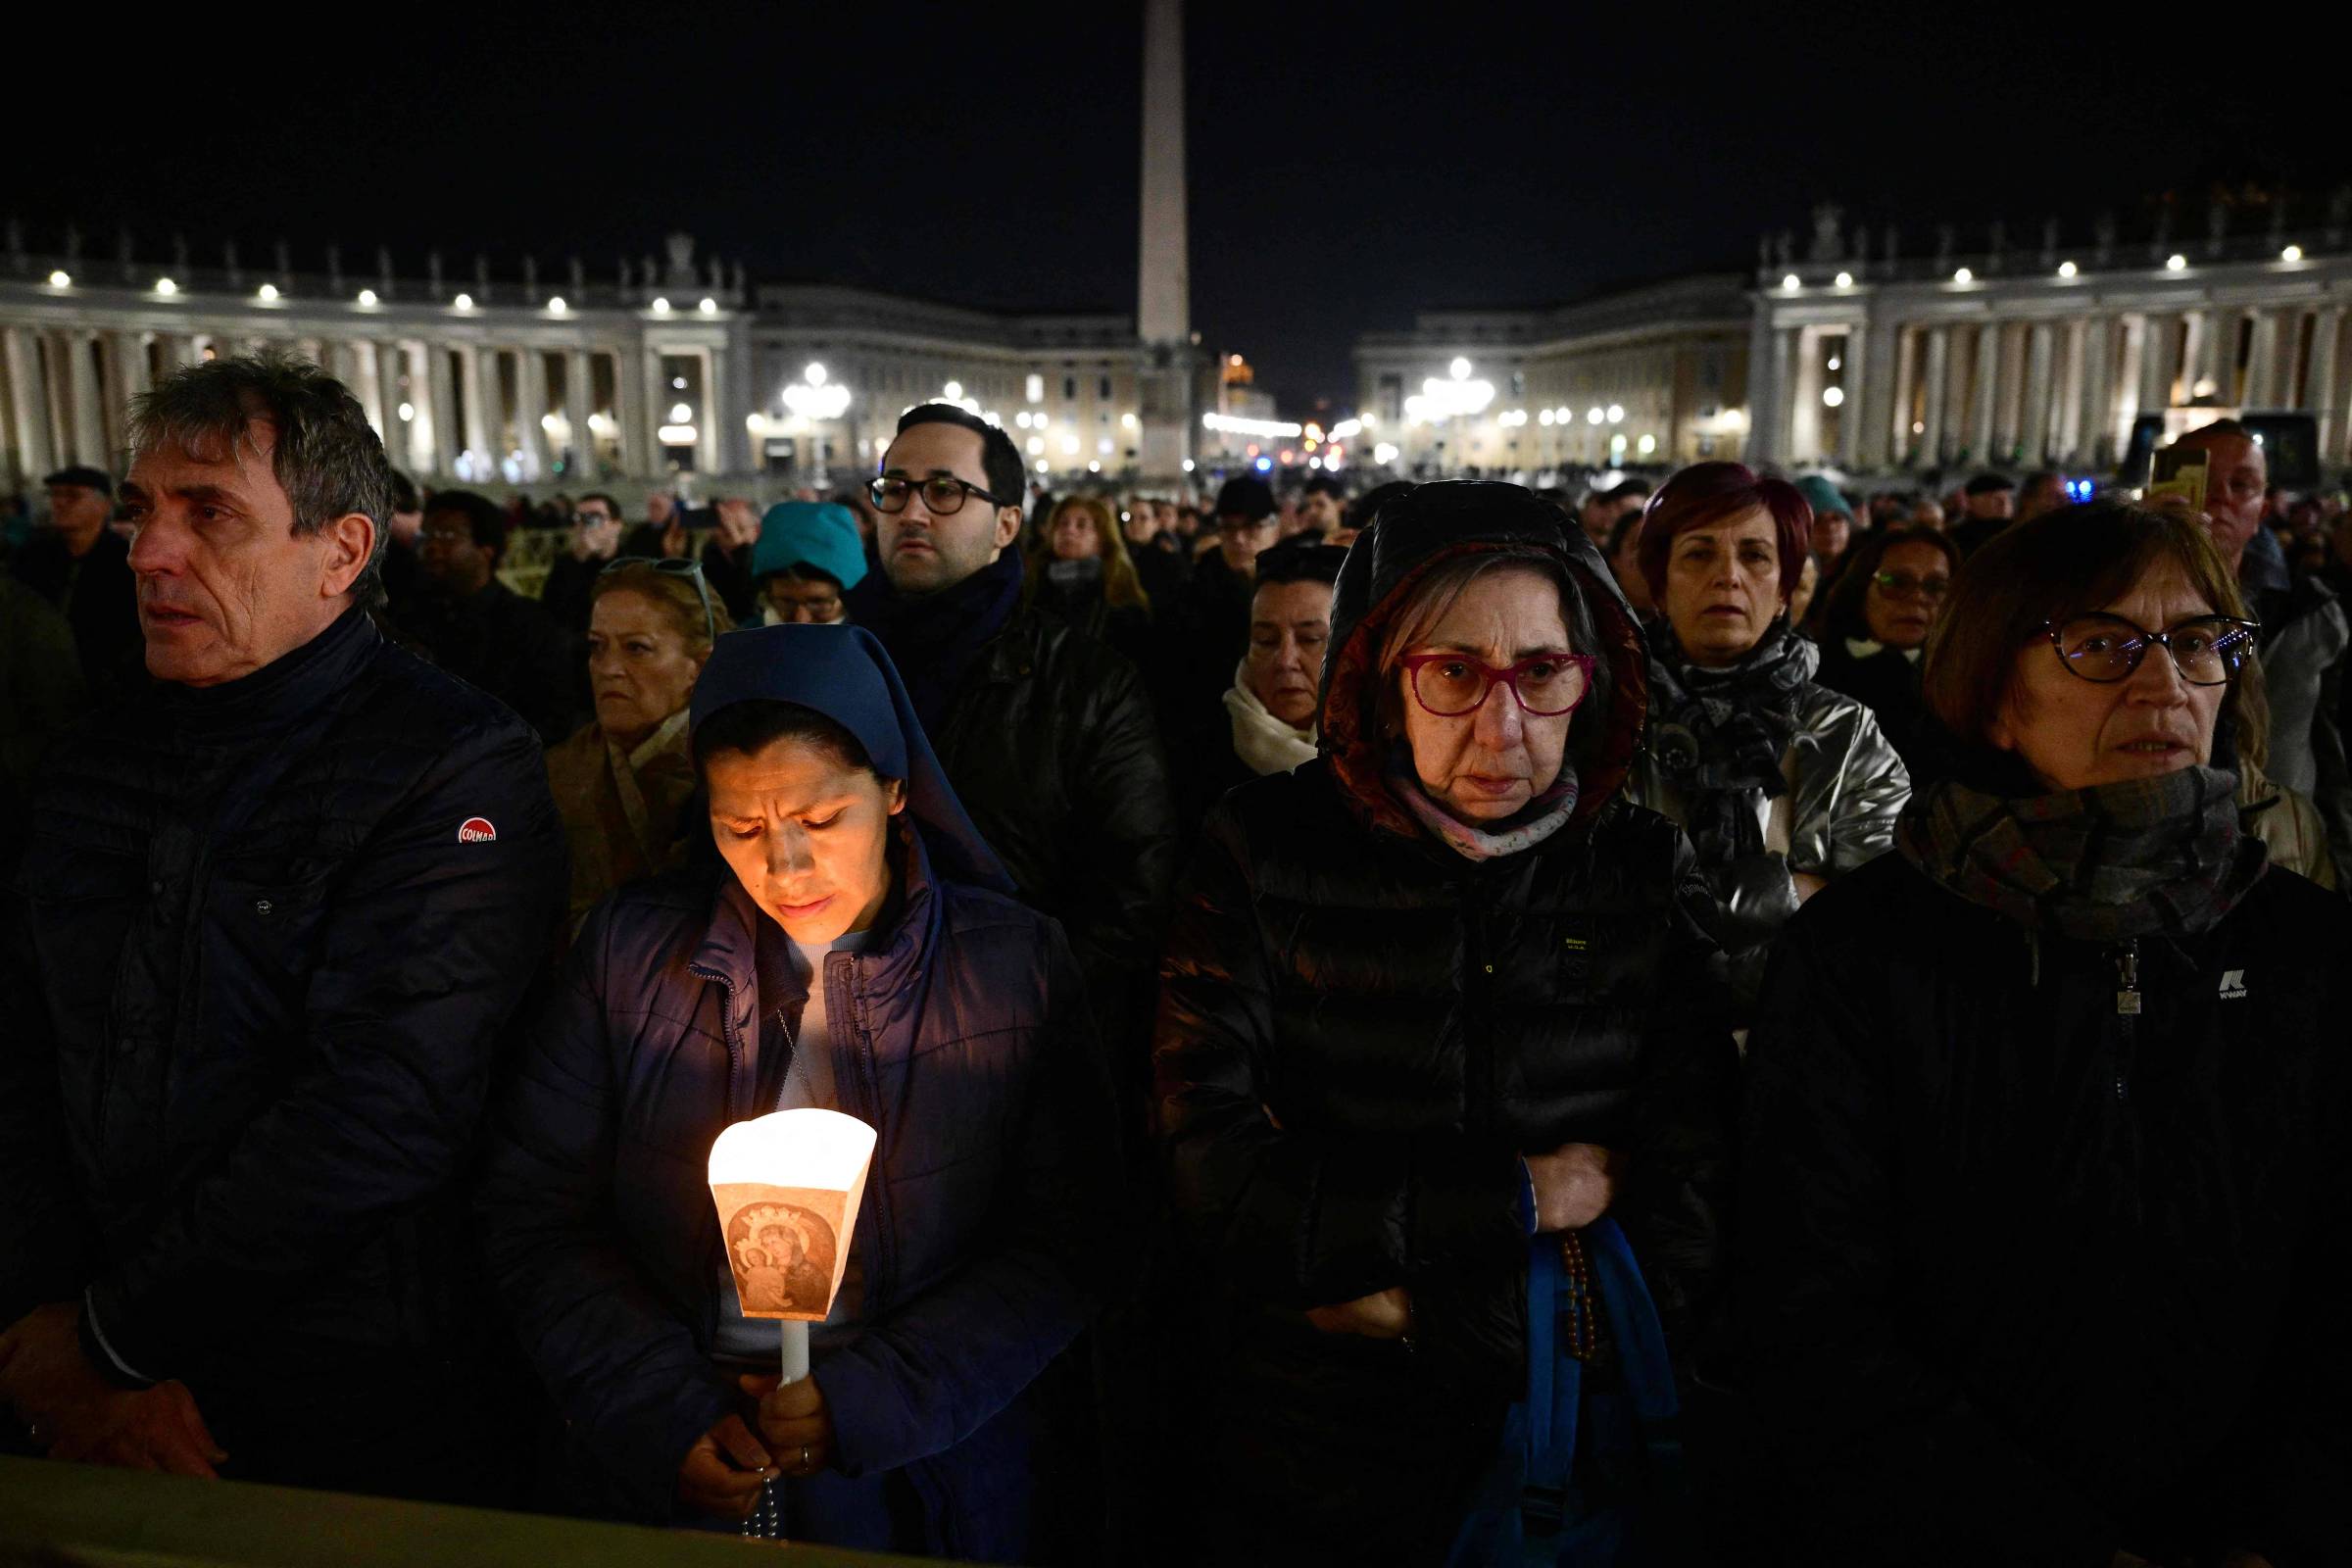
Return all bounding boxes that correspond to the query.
[13,2,2339,412]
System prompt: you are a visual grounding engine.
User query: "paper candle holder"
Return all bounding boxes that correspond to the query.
[708,1108,877,1323]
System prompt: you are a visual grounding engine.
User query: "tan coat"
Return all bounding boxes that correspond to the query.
[2238,756,2338,890]
[544,710,699,933]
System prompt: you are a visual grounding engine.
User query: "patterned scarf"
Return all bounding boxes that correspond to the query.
[1896,764,2267,942]
[1384,742,1581,861]
[1644,622,1815,867]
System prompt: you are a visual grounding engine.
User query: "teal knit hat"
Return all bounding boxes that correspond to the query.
[751,501,867,591]
[1792,474,1852,522]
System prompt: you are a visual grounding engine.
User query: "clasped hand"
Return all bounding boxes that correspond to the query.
[674,1373,836,1519]
[0,1302,225,1477]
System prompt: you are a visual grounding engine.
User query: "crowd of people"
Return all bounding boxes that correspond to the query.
[0,348,2345,1568]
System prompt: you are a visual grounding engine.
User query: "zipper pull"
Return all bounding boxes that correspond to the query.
[2114,940,2141,1016]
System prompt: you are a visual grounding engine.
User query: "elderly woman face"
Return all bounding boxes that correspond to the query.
[1660,507,1787,666]
[1988,561,2231,792]
[707,736,906,943]
[1396,565,1576,821]
[587,589,708,751]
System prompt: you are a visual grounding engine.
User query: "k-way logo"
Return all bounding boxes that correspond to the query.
[2218,969,2248,1000]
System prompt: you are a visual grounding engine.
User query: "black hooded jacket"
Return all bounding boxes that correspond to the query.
[1152,482,1739,1548]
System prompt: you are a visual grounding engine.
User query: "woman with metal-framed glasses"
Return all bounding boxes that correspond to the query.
[1154,480,1737,1564]
[1737,500,2351,1567]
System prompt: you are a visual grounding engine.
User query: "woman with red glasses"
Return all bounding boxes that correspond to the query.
[1153,480,1737,1564]
[1629,462,1910,1014]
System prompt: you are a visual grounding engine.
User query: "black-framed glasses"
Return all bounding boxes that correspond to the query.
[2042,612,2260,686]
[1871,569,1951,600]
[866,473,1006,515]
[602,555,716,642]
[1397,652,1595,717]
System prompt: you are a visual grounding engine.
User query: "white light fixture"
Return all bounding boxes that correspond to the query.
[699,297,718,314]
[1373,443,1399,466]
[357,286,378,305]
[806,362,827,385]
[1822,386,1845,407]
[1448,357,1472,379]
[2166,254,2186,271]
[781,376,850,420]
[1588,407,1604,424]
[2057,261,2078,279]
[1026,435,1045,455]
[47,270,71,287]
[943,380,963,401]
[651,297,671,315]
[1553,406,1570,422]
[1035,458,1051,472]
[2281,244,2303,263]
[1120,412,1139,429]
[547,296,567,314]
[155,277,178,296]
[257,282,279,302]
[1783,273,1801,290]
[1539,408,1556,426]
[1606,404,1624,423]
[1060,434,1080,455]
[658,423,698,444]
[669,401,693,422]
[746,413,766,433]
[1834,271,1853,288]
[1201,412,1306,438]
[454,292,474,310]
[1181,458,1196,471]
[1827,356,1841,370]
[672,376,687,390]
[540,413,562,431]
[1952,268,1973,284]
[397,402,415,421]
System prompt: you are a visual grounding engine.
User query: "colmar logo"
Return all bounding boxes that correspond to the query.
[458,817,499,844]
[2218,968,2247,1000]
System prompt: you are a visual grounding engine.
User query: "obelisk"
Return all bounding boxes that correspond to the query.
[1135,0,1193,481]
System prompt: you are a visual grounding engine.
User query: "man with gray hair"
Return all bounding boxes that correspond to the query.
[0,352,565,1501]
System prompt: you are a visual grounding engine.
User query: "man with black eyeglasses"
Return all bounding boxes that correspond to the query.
[852,403,1177,1115]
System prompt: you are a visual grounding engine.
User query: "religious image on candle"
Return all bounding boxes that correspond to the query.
[724,1199,837,1316]
[708,1107,876,1325]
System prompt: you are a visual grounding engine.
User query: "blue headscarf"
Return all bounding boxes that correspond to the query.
[752,501,867,592]
[689,624,1011,894]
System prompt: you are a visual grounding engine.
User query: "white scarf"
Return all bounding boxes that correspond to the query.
[1845,636,1922,664]
[1222,662,1319,776]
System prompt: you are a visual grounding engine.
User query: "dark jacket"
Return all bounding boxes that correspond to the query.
[2248,574,2352,860]
[925,604,1180,1116]
[1812,636,1944,784]
[476,834,1119,1554]
[397,577,581,744]
[0,607,565,1403]
[1738,852,2350,1567]
[9,525,143,700]
[1153,482,1739,1556]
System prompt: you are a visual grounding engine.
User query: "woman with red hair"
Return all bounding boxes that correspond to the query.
[1629,462,1909,1011]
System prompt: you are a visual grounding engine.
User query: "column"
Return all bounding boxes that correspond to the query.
[2052,319,2086,463]
[1987,322,2025,460]
[639,344,668,475]
[1788,327,1823,463]
[515,347,552,481]
[2,327,57,484]
[2243,310,2282,411]
[2189,308,2228,401]
[564,348,594,480]
[2020,322,2055,466]
[425,341,460,478]
[465,345,498,467]
[2079,318,2115,466]
[615,346,651,478]
[326,340,364,406]
[2307,308,2344,465]
[2134,313,2171,415]
[1850,318,1894,468]
[68,329,107,466]
[373,341,406,455]
[117,329,153,405]
[1740,304,1777,465]
[1918,326,1950,466]
[1877,321,1914,468]
[1967,322,2000,463]
[696,346,723,475]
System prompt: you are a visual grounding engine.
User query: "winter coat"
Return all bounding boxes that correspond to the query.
[544,713,699,933]
[476,829,1119,1556]
[2238,755,2337,890]
[1738,851,2351,1567]
[1630,644,1909,1010]
[1,606,565,1398]
[1154,481,1739,1559]
[396,578,582,744]
[2249,574,2352,859]
[8,524,143,701]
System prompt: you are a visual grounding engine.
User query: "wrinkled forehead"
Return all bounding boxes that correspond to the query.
[125,416,284,501]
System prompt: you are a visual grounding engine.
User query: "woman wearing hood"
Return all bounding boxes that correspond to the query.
[479,625,1118,1558]
[1154,480,1739,1563]
[1629,462,1910,1014]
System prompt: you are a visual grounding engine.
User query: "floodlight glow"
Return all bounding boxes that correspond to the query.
[2057,261,2078,278]
[258,283,279,302]
[156,278,178,296]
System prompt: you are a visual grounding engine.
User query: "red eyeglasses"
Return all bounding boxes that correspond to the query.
[1397,652,1595,717]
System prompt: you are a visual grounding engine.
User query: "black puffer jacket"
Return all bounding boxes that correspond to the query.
[1153,482,1738,1554]
[0,607,566,1394]
[1738,851,2351,1567]
[928,604,1179,1112]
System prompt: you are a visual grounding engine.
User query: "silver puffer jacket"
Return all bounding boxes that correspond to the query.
[1629,631,1910,1010]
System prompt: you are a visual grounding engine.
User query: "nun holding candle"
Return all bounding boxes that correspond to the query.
[478,624,1120,1557]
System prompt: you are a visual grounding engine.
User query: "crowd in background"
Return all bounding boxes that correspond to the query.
[0,350,2345,1568]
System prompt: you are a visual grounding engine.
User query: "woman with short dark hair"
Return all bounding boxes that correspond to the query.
[1808,525,1962,781]
[1738,501,2350,1566]
[1629,462,1909,1010]
[481,624,1117,1557]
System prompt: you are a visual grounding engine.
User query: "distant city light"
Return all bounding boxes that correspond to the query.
[2166,254,2186,271]
[1181,458,1196,471]
[1540,409,1556,426]
[1097,437,1114,455]
[651,297,671,314]
[1026,436,1044,455]
[1822,386,1845,407]
[397,402,415,421]
[1834,271,1853,288]
[356,286,376,305]
[699,297,718,314]
[672,376,687,389]
[1061,434,1080,455]
[1448,357,1472,379]
[1606,405,1624,423]
[155,278,178,296]
[258,283,279,302]
[1254,457,1273,471]
[47,270,71,287]
[2281,245,2304,263]
[1951,268,1973,284]
[454,293,474,310]
[1638,434,1657,456]
[2057,261,2078,279]
[1088,461,1102,472]
[806,363,827,385]
[1783,273,1801,290]
[658,424,698,444]
[1036,458,1050,472]
[669,402,692,422]
[1373,443,1398,466]
[1827,357,1840,370]
[1203,412,1305,438]
[943,380,963,401]
[1587,407,1604,424]
[1120,412,1139,429]
[547,296,567,314]
[542,414,563,431]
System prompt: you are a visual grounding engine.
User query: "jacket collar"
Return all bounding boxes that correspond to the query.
[146,602,379,744]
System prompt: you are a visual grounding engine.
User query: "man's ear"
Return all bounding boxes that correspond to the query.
[320,513,377,600]
[994,505,1024,553]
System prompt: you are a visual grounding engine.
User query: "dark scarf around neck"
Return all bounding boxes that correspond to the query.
[858,547,1025,736]
[1646,621,1815,866]
[1897,764,2266,943]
